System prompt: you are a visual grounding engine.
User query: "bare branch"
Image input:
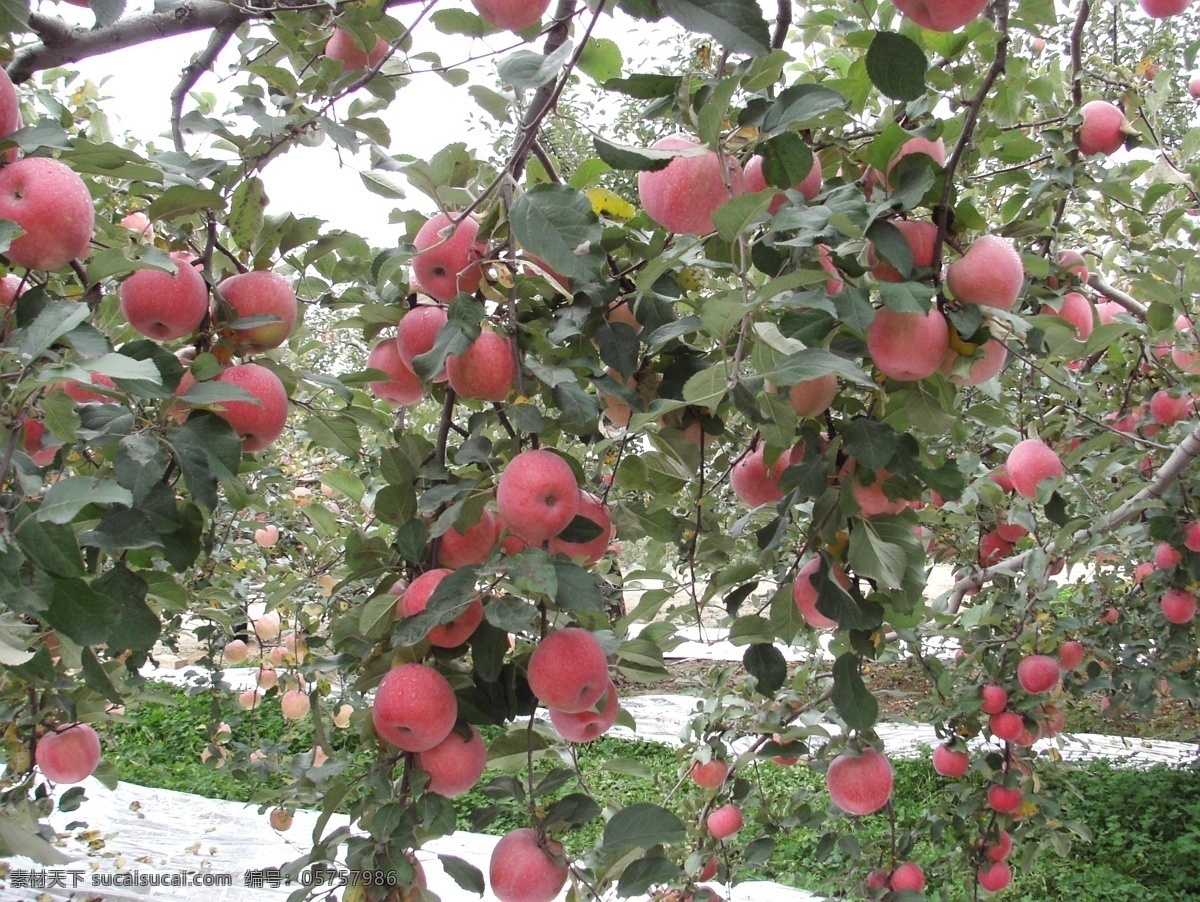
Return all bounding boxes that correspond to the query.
[171,17,239,153]
[947,422,1200,612]
[1088,274,1148,319]
[771,0,791,50]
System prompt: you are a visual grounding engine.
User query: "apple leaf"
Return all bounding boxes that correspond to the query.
[496,40,574,90]
[832,652,878,732]
[38,477,133,525]
[578,37,622,83]
[601,73,681,99]
[509,183,605,281]
[866,31,928,101]
[618,857,683,896]
[743,642,787,695]
[761,83,849,134]
[603,803,687,849]
[659,0,770,56]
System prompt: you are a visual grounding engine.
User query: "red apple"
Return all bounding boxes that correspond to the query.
[395,305,449,379]
[439,508,501,568]
[216,270,298,352]
[890,861,925,891]
[827,748,893,816]
[0,157,95,270]
[223,638,249,664]
[867,307,950,381]
[488,828,568,902]
[743,151,821,213]
[1041,291,1095,341]
[980,684,1008,715]
[549,680,619,743]
[781,374,837,418]
[120,252,208,341]
[548,492,613,565]
[496,449,580,544]
[121,210,152,242]
[986,829,1013,861]
[978,860,1012,892]
[324,27,389,70]
[415,724,488,796]
[527,627,608,714]
[793,556,852,630]
[366,336,425,406]
[1017,654,1061,694]
[946,235,1025,311]
[989,711,1025,742]
[447,329,516,402]
[690,758,730,789]
[211,363,289,452]
[281,690,310,720]
[940,338,1009,386]
[1077,100,1136,156]
[1191,74,1200,98]
[397,568,484,647]
[851,466,909,517]
[58,373,116,404]
[637,134,745,236]
[1150,391,1192,426]
[979,530,1014,567]
[1006,439,1063,498]
[36,723,101,784]
[731,443,796,508]
[869,219,938,282]
[1057,640,1085,671]
[1140,0,1191,16]
[411,212,485,303]
[706,804,743,840]
[893,0,989,31]
[1162,588,1197,624]
[1154,541,1182,570]
[254,524,279,547]
[0,66,22,162]
[372,663,458,752]
[932,743,970,778]
[987,783,1022,815]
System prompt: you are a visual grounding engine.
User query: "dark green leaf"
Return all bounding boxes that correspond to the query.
[510,183,605,281]
[438,856,484,895]
[13,507,84,577]
[866,31,927,101]
[832,652,878,731]
[603,803,687,849]
[93,565,159,653]
[743,643,787,695]
[761,83,849,133]
[44,578,118,646]
[81,647,123,705]
[602,73,681,99]
[841,418,898,470]
[618,857,683,896]
[38,478,133,525]
[544,793,602,830]
[659,0,770,56]
[496,40,574,90]
[553,560,605,612]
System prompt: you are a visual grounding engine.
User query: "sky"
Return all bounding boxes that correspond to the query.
[61,0,685,245]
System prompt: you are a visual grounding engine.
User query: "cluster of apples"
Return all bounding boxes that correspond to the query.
[1131,526,1200,624]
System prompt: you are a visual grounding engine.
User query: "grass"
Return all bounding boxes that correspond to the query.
[105,684,1200,900]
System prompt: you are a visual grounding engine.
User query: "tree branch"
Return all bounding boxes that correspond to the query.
[771,0,791,50]
[947,422,1200,612]
[171,16,240,153]
[1088,274,1147,319]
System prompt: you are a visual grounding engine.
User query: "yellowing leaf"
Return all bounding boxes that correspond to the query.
[586,187,635,220]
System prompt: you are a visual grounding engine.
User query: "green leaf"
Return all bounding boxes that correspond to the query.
[229,177,268,250]
[359,590,397,639]
[0,0,29,33]
[592,135,689,172]
[578,37,622,83]
[841,418,898,470]
[544,792,603,830]
[484,595,537,633]
[0,813,72,865]
[866,31,927,101]
[713,191,774,243]
[769,348,874,388]
[81,647,123,705]
[659,0,770,56]
[305,413,361,458]
[91,0,125,27]
[761,83,849,134]
[44,577,118,646]
[760,132,815,190]
[602,73,681,98]
[93,565,159,653]
[430,7,496,36]
[832,652,878,732]
[468,85,512,123]
[497,40,574,90]
[618,857,684,896]
[509,183,605,281]
[848,516,919,590]
[553,560,605,612]
[743,643,787,695]
[18,301,90,363]
[165,413,243,511]
[148,185,226,220]
[552,380,600,426]
[85,352,163,383]
[38,478,133,525]
[682,365,729,407]
[438,855,485,895]
[603,803,687,849]
[865,219,913,280]
[13,507,84,577]
[878,279,937,314]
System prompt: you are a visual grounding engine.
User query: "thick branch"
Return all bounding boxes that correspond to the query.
[7,0,423,84]
[771,0,791,50]
[947,422,1200,612]
[508,0,580,183]
[1088,274,1147,319]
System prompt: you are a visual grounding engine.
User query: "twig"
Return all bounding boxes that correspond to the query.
[171,17,239,153]
[1087,275,1147,318]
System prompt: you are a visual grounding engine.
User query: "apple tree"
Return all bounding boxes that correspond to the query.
[1,0,1200,898]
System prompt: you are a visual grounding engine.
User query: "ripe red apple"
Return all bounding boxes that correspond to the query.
[1077,100,1136,156]
[1041,291,1095,341]
[986,828,1013,861]
[1032,36,1047,52]
[979,530,1014,567]
[1006,438,1063,498]
[527,628,609,713]
[1017,654,1061,694]
[743,151,821,213]
[212,363,289,452]
[57,373,116,404]
[1184,520,1200,553]
[731,443,796,507]
[989,711,1025,742]
[415,724,488,796]
[496,449,580,544]
[549,679,619,743]
[1140,0,1190,16]
[932,743,969,778]
[1191,74,1200,98]
[281,690,311,721]
[945,235,1025,311]
[223,638,249,664]
[216,270,298,352]
[1161,588,1197,624]
[254,525,279,548]
[121,210,152,242]
[548,492,613,565]
[793,556,852,630]
[780,374,837,418]
[366,336,425,406]
[395,305,449,379]
[890,861,925,891]
[980,684,1008,715]
[851,468,907,516]
[397,568,484,647]
[324,27,389,70]
[691,758,730,789]
[866,307,950,381]
[119,252,208,341]
[0,66,22,161]
[706,804,743,840]
[827,748,893,816]
[1057,640,1085,671]
[411,212,485,303]
[0,157,95,270]
[869,219,938,282]
[940,338,1009,386]
[817,244,844,294]
[472,0,552,30]
[36,723,102,784]
[1046,249,1090,289]
[987,783,1022,815]
[488,828,568,902]
[637,134,745,236]
[978,860,1012,892]
[1154,541,1182,570]
[1150,390,1192,426]
[893,0,989,31]
[372,663,458,752]
[439,508,501,568]
[447,329,516,401]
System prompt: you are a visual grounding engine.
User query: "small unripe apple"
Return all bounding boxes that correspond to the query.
[281,690,311,721]
[120,252,209,341]
[931,743,969,778]
[36,723,101,784]
[706,804,743,840]
[826,748,893,816]
[637,134,745,236]
[1006,439,1063,498]
[1017,654,1061,694]
[691,759,730,789]
[0,158,95,270]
